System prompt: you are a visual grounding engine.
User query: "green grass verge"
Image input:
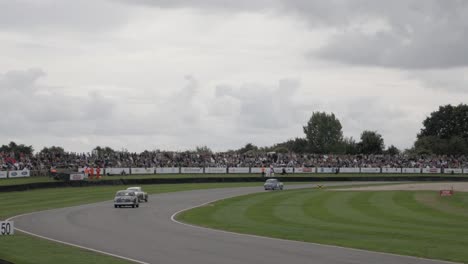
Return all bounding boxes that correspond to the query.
[0,182,265,264]
[177,188,468,263]
[1,173,465,187]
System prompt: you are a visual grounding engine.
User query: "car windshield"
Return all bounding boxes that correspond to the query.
[116,191,134,196]
[266,179,277,183]
[127,188,140,191]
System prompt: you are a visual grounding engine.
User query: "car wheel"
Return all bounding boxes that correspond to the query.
[114,205,117,208]
[136,204,139,208]
[132,204,135,208]
[145,198,148,202]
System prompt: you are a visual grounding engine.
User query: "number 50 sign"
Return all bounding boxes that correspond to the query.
[0,221,14,235]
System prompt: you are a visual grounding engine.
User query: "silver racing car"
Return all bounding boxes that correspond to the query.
[126,186,148,202]
[264,178,284,190]
[114,190,139,208]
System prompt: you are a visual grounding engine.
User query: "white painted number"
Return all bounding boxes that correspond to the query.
[0,221,14,235]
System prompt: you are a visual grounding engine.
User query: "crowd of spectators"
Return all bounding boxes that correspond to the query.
[1,150,468,171]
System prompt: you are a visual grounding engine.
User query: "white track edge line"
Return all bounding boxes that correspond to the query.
[170,196,460,264]
[7,214,149,264]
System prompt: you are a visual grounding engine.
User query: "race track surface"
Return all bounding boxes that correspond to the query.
[12,183,454,264]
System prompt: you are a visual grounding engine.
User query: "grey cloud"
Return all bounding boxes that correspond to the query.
[212,79,308,131]
[118,0,468,69]
[0,69,116,137]
[0,0,130,33]
[409,68,468,93]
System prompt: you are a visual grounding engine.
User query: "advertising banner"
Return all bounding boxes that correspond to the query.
[250,167,263,173]
[422,168,441,174]
[0,171,7,179]
[204,167,227,174]
[131,168,155,175]
[156,167,180,174]
[294,167,316,173]
[444,168,463,174]
[70,173,87,181]
[338,167,360,173]
[317,167,336,173]
[382,168,402,173]
[402,168,421,174]
[464,168,468,174]
[273,167,294,174]
[360,168,381,173]
[228,167,250,174]
[8,170,30,178]
[106,168,130,175]
[181,167,204,174]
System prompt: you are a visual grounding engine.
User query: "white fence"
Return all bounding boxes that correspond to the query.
[131,168,155,174]
[205,167,227,174]
[382,168,402,173]
[339,167,360,173]
[444,168,463,174]
[361,168,381,173]
[402,168,421,174]
[180,167,204,174]
[228,167,250,173]
[0,171,7,179]
[106,168,130,175]
[422,168,441,174]
[294,167,316,173]
[156,167,180,174]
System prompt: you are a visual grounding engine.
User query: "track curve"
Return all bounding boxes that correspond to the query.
[11,183,456,264]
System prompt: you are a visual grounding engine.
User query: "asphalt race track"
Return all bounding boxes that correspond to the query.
[12,183,455,264]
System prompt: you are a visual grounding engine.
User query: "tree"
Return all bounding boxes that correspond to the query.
[342,137,359,155]
[93,146,115,157]
[0,141,34,157]
[415,104,468,155]
[39,146,65,156]
[358,131,385,154]
[237,143,258,154]
[385,145,400,156]
[303,112,343,153]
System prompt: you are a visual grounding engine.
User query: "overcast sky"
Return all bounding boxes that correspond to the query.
[1,0,467,153]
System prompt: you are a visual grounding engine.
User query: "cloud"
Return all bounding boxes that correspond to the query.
[0,0,131,34]
[118,0,468,69]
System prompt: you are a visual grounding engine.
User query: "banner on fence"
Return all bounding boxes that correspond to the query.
[402,168,421,174]
[156,167,180,174]
[444,168,462,174]
[106,168,130,175]
[70,173,87,181]
[181,167,204,174]
[228,167,250,174]
[250,167,263,173]
[360,168,381,173]
[273,167,294,174]
[422,168,441,174]
[317,167,337,173]
[131,168,155,175]
[8,170,30,178]
[338,167,360,173]
[464,168,468,174]
[0,171,7,179]
[382,168,402,173]
[205,167,227,174]
[294,167,316,173]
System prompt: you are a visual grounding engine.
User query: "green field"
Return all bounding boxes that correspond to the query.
[0,182,264,264]
[178,188,468,263]
[1,173,465,187]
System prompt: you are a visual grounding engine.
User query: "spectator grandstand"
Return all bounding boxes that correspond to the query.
[1,149,467,171]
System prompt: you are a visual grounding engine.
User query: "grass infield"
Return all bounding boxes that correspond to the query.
[177,188,468,263]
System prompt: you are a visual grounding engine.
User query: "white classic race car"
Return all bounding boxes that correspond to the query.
[126,186,148,202]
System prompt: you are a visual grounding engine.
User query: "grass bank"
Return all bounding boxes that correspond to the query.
[178,188,468,263]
